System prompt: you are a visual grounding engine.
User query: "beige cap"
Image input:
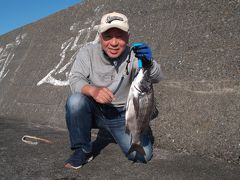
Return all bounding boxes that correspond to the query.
[98,12,129,33]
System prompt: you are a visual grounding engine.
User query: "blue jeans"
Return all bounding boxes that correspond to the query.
[65,93,153,162]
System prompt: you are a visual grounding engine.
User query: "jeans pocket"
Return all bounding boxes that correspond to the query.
[100,105,126,129]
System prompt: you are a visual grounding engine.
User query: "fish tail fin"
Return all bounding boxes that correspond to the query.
[127,143,146,156]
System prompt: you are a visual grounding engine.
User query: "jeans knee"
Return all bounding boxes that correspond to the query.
[66,93,88,113]
[126,146,153,163]
[144,150,153,162]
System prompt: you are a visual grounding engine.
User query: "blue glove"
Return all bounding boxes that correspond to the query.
[132,43,153,68]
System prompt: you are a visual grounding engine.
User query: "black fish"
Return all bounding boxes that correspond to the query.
[125,68,154,156]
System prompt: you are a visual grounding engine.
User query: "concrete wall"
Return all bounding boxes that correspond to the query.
[0,0,239,163]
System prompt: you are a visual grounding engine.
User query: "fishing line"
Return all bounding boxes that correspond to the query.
[113,46,134,95]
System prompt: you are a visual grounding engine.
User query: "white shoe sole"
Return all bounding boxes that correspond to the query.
[64,156,93,170]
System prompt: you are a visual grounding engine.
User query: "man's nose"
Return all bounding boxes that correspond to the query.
[110,37,118,46]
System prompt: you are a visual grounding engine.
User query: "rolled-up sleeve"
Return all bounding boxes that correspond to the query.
[69,48,90,93]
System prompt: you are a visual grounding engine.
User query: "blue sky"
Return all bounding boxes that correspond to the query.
[0,0,81,36]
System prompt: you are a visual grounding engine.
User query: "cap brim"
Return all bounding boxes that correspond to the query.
[99,24,129,33]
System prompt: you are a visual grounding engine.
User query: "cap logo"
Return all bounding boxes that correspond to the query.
[106,16,124,23]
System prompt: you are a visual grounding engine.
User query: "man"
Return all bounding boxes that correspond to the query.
[65,12,163,169]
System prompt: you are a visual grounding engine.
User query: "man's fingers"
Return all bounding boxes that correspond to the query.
[94,87,114,104]
[101,88,114,103]
[102,88,114,99]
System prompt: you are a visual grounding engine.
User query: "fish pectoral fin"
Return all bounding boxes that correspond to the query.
[127,143,146,156]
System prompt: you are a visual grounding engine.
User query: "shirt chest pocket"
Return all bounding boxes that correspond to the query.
[101,74,114,82]
[91,71,116,86]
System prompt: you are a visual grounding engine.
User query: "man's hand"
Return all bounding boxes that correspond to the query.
[90,87,114,104]
[132,43,153,68]
[82,85,114,104]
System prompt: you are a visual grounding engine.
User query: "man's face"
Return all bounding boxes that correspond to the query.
[100,28,129,59]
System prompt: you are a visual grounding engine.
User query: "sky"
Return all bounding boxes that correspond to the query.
[0,0,82,36]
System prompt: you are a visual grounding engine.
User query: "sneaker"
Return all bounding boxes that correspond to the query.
[64,148,93,169]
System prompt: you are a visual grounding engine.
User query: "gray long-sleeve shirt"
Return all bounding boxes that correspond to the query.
[69,42,163,107]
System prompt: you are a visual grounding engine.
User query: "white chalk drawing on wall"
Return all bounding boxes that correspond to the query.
[37,5,104,86]
[0,34,27,83]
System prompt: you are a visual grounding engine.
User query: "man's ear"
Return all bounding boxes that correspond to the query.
[126,31,130,44]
